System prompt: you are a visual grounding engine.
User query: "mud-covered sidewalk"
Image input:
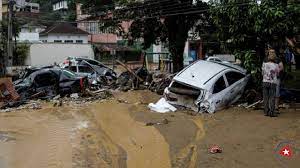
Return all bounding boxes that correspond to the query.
[0,90,299,168]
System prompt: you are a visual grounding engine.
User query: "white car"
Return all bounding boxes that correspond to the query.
[164,60,250,113]
[206,56,230,63]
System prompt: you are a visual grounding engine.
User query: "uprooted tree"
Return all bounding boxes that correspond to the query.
[78,0,210,72]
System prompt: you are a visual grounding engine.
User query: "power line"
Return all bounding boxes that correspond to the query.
[16,1,257,24]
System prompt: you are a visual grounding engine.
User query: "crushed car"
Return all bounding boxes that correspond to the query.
[164,60,250,113]
[15,68,88,99]
[61,57,117,88]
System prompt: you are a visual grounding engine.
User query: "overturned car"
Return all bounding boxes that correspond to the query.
[15,68,88,99]
[164,60,250,113]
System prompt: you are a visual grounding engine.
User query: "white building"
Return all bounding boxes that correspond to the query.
[17,23,46,42]
[52,0,68,11]
[16,2,40,13]
[39,23,89,44]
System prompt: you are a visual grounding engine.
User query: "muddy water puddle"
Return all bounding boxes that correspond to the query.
[90,101,172,168]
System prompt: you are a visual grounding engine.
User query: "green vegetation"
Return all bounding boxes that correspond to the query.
[210,0,299,84]
[14,44,30,66]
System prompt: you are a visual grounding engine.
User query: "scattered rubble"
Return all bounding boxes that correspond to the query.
[209,145,223,154]
[0,100,42,113]
[145,119,170,126]
[148,72,175,95]
[4,57,297,114]
[0,78,20,101]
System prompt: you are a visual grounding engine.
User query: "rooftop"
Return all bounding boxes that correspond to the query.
[40,22,90,36]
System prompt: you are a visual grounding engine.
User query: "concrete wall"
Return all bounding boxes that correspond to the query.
[26,43,94,66]
[40,34,88,43]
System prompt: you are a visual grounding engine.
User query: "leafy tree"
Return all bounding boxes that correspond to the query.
[210,0,299,82]
[78,0,210,72]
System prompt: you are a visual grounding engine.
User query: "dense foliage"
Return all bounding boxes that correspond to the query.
[210,0,299,82]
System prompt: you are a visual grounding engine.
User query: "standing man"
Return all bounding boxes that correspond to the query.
[262,49,280,117]
[275,51,284,113]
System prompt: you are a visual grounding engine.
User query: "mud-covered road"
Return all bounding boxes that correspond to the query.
[0,90,299,168]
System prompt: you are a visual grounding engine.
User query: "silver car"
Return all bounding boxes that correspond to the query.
[164,60,250,113]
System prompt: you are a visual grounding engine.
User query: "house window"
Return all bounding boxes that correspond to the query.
[76,40,83,43]
[32,6,39,10]
[64,40,74,43]
[54,40,62,43]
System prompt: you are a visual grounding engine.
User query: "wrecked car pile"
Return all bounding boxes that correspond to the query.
[61,57,117,89]
[1,57,174,111]
[2,58,266,114]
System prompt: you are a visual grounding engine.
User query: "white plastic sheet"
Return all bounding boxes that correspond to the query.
[148,98,177,113]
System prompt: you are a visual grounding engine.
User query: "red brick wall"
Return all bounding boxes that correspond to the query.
[89,34,117,43]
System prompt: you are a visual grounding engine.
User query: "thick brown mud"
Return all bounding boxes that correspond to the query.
[0,90,299,168]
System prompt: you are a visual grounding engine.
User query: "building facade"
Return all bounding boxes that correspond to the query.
[52,0,68,11]
[17,2,40,13]
[39,23,89,44]
[17,23,46,42]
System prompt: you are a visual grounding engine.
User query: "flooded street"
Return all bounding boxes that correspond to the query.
[0,90,299,168]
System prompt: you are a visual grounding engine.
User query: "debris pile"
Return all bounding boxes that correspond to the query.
[148,72,175,95]
[61,57,117,89]
[0,78,22,109]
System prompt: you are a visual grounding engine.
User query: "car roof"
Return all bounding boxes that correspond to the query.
[174,60,245,89]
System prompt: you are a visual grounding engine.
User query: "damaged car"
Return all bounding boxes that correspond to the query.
[164,60,250,113]
[15,68,88,99]
[62,57,117,87]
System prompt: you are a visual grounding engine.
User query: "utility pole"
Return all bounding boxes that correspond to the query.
[7,0,15,68]
[0,0,4,77]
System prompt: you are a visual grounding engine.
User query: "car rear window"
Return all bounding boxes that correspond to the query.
[78,66,94,73]
[34,72,57,87]
[66,66,77,72]
[213,76,227,94]
[225,71,245,86]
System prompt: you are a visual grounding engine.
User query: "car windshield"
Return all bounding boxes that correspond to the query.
[62,70,77,78]
[22,76,33,86]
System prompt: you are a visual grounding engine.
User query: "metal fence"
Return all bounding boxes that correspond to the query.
[97,52,173,73]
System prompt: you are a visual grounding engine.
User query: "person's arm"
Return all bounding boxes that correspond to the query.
[279,62,284,72]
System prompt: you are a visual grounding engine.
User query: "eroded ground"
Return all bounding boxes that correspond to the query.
[0,90,299,168]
